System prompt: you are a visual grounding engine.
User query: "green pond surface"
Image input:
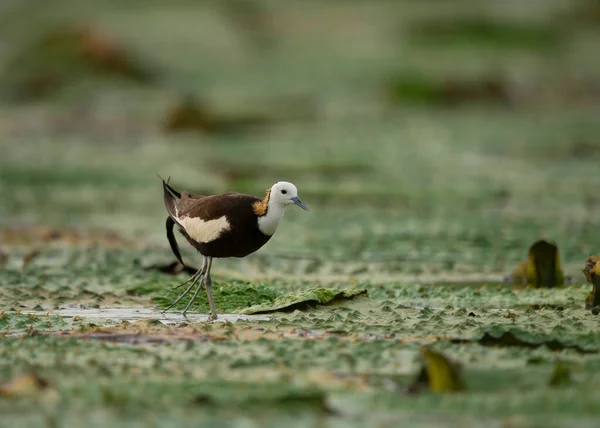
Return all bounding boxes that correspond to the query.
[2,247,600,427]
[2,0,600,426]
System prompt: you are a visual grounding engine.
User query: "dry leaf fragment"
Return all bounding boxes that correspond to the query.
[22,249,40,269]
[0,373,48,397]
[508,240,565,288]
[582,255,600,282]
[410,347,465,393]
[583,256,600,309]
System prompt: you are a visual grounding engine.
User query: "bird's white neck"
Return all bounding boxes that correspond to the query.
[257,201,285,236]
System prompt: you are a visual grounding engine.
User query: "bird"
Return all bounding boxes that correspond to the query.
[160,177,309,320]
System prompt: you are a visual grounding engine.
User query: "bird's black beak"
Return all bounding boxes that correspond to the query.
[291,196,309,211]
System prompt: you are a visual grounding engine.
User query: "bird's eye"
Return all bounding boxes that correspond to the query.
[281,189,287,195]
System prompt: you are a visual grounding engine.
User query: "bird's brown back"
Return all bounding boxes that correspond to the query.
[176,192,260,221]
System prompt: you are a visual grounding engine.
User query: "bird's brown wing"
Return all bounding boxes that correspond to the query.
[173,192,207,217]
[177,193,260,221]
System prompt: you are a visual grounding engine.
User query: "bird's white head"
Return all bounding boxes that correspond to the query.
[269,181,309,211]
[256,181,308,236]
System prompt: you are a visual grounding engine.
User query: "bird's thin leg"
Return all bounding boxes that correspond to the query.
[182,257,216,320]
[161,259,207,314]
[204,257,217,321]
[182,257,213,317]
[172,256,206,290]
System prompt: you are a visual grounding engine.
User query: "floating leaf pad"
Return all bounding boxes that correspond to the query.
[241,288,368,314]
[0,311,69,332]
[476,327,597,354]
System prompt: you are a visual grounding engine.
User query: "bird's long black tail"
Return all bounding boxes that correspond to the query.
[160,176,181,219]
[158,175,185,266]
[166,216,185,266]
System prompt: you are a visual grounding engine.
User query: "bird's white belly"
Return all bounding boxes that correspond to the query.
[179,215,231,243]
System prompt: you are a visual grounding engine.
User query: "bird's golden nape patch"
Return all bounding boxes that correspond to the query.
[179,215,231,243]
[252,189,271,216]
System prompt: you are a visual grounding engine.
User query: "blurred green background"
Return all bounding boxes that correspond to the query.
[2,0,600,281]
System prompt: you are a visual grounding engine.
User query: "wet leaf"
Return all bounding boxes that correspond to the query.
[241,288,368,314]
